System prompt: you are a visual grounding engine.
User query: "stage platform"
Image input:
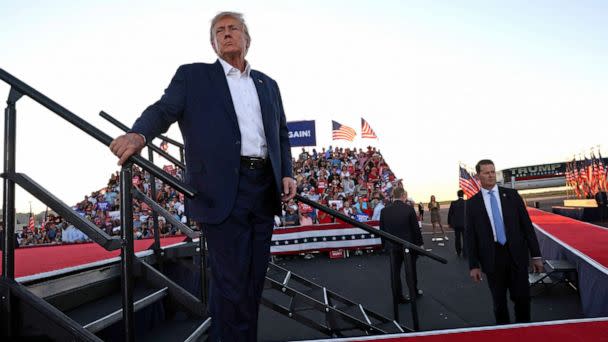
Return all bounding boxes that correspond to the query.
[552,205,608,222]
[2,208,607,341]
[1,236,188,281]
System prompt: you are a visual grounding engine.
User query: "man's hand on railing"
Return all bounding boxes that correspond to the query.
[281,177,297,202]
[110,133,146,165]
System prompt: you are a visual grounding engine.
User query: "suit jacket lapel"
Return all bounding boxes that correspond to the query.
[250,70,273,139]
[209,60,239,132]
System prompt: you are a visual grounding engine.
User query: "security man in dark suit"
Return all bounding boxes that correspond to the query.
[110,11,295,341]
[466,159,543,324]
[448,190,466,257]
[380,187,424,303]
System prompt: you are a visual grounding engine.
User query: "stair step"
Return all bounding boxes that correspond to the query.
[139,317,210,342]
[63,284,163,329]
[84,287,168,333]
[184,317,212,342]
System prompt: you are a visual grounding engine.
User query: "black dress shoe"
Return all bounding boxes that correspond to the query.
[398,296,411,304]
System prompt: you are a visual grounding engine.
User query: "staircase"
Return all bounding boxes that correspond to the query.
[263,263,409,337]
[1,67,447,340]
[14,250,210,341]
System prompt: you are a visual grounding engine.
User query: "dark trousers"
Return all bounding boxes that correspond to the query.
[485,243,531,324]
[389,248,419,298]
[454,226,465,256]
[203,164,276,342]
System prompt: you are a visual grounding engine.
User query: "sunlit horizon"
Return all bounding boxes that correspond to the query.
[1,0,606,213]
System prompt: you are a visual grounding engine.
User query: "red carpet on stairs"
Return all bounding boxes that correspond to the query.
[528,208,608,267]
[0,236,187,278]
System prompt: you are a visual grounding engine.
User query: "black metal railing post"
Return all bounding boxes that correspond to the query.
[389,253,399,322]
[120,163,135,342]
[403,248,419,330]
[1,87,22,338]
[2,88,22,280]
[179,147,184,164]
[147,149,161,258]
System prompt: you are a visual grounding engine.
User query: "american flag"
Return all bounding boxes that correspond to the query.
[28,215,35,231]
[565,160,572,187]
[598,152,607,192]
[332,121,356,141]
[459,166,480,198]
[572,159,582,198]
[361,118,378,139]
[591,153,600,195]
[42,206,48,231]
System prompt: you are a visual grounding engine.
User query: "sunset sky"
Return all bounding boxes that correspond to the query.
[1,0,606,212]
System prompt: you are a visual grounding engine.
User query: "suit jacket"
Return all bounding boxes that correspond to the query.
[447,198,466,229]
[466,186,541,273]
[131,61,293,224]
[379,200,423,250]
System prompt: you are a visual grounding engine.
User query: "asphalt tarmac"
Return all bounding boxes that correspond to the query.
[258,201,583,341]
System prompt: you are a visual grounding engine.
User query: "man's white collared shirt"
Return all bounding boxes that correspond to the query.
[218,58,267,158]
[480,184,504,243]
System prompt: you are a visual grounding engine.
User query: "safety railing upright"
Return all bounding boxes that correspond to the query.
[101,110,209,304]
[99,110,185,170]
[295,194,447,331]
[0,67,197,342]
[99,110,185,264]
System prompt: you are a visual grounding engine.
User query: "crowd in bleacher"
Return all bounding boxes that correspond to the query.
[10,145,399,247]
[280,146,400,227]
[15,165,188,247]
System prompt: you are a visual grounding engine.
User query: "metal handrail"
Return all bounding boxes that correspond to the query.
[0,68,200,342]
[6,173,121,251]
[132,189,198,239]
[296,194,446,330]
[99,111,185,170]
[295,195,446,263]
[156,134,184,149]
[0,68,195,198]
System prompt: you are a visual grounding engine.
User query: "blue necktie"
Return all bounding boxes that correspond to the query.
[489,190,507,245]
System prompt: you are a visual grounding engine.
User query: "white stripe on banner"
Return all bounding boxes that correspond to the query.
[272,227,379,241]
[271,224,382,253]
[272,239,382,253]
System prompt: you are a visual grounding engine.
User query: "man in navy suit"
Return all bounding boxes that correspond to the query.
[466,159,543,324]
[110,11,295,341]
[380,187,424,303]
[447,190,466,257]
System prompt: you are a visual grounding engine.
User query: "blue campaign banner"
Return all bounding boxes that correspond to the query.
[287,120,316,147]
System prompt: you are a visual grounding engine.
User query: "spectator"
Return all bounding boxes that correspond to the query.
[342,200,355,218]
[372,198,387,220]
[283,206,299,226]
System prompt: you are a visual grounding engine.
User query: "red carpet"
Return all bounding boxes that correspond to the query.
[0,236,187,278]
[347,319,608,342]
[528,208,608,267]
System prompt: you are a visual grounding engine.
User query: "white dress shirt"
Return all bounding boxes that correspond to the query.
[480,184,504,243]
[218,58,267,158]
